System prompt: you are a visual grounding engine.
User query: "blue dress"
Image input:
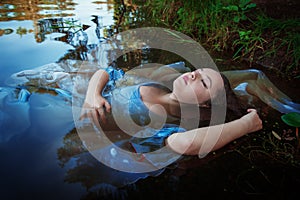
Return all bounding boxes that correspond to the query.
[100,62,189,169]
[3,61,190,173]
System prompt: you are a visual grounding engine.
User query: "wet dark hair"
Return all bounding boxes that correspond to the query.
[220,73,246,121]
[197,72,246,127]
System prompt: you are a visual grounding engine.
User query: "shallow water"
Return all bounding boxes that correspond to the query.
[1,1,300,199]
[0,1,122,199]
[0,1,191,199]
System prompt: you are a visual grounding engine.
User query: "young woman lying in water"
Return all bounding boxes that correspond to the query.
[80,62,263,156]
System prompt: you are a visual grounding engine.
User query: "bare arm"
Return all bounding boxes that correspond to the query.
[81,69,111,124]
[166,109,262,156]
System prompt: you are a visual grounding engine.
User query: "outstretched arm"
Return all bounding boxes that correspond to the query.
[166,109,262,156]
[81,69,111,124]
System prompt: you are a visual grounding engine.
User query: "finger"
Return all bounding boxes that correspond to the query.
[89,110,100,129]
[80,107,90,120]
[104,101,111,113]
[80,102,91,120]
[86,110,94,123]
[90,109,101,128]
[86,109,96,124]
[79,109,85,120]
[247,108,257,113]
[79,113,86,120]
[97,108,107,124]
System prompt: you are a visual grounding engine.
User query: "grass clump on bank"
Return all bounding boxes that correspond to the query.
[142,0,300,77]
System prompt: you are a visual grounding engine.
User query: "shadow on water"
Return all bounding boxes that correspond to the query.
[1,0,300,200]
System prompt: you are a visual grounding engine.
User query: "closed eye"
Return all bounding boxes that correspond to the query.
[201,79,208,89]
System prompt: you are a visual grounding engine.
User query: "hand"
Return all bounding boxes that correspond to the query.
[240,108,263,133]
[80,94,111,126]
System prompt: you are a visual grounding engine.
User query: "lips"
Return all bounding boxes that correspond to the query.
[182,76,188,84]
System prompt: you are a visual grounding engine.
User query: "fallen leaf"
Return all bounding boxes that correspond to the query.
[272,131,281,140]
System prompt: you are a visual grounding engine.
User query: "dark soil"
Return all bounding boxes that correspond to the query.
[251,0,300,100]
[253,0,300,19]
[223,0,300,100]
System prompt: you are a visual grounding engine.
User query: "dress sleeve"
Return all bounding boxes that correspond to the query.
[128,124,186,168]
[129,124,186,153]
[101,66,125,98]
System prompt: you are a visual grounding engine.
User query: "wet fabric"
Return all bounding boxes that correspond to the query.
[0,86,74,143]
[0,61,189,189]
[128,124,185,168]
[103,62,187,127]
[101,63,187,165]
[3,60,300,190]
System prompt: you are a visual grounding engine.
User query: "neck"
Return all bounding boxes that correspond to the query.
[140,86,181,118]
[160,93,181,117]
[162,93,203,119]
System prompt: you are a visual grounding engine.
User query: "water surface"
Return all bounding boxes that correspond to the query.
[1,1,300,199]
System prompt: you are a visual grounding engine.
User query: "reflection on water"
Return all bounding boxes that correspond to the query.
[0,1,188,199]
[0,0,154,199]
[37,18,89,45]
[0,0,77,44]
[0,0,75,21]
[0,0,119,86]
[1,0,300,199]
[0,0,145,42]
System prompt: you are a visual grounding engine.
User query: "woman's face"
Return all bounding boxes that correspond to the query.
[171,68,224,104]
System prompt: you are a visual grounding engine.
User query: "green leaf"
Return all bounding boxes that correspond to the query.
[241,14,247,21]
[177,7,184,15]
[245,3,257,10]
[239,0,251,8]
[223,5,239,11]
[281,112,300,127]
[239,30,251,39]
[233,16,240,23]
[239,31,246,37]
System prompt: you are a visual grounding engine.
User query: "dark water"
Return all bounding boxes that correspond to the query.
[1,1,300,200]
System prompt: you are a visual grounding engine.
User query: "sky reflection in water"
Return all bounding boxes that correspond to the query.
[2,1,299,199]
[0,1,149,199]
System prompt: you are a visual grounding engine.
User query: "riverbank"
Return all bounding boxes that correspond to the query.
[138,0,300,78]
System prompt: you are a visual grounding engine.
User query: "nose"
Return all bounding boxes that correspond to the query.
[190,71,196,80]
[190,71,201,80]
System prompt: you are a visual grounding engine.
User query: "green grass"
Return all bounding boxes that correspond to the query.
[137,0,300,77]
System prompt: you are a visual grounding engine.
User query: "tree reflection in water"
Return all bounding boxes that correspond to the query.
[14,15,175,199]
[57,128,167,200]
